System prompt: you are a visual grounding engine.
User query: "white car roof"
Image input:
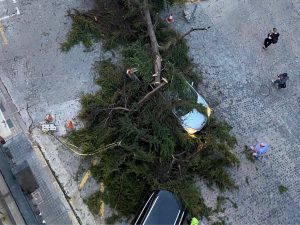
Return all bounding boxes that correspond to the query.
[178,81,209,132]
[180,109,207,131]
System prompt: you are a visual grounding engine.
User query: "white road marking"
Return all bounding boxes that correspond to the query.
[278,117,292,134]
[0,15,10,21]
[0,109,12,137]
[12,0,17,3]
[0,21,8,44]
[0,6,20,21]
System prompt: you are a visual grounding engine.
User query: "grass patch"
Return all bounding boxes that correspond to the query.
[214,196,238,213]
[83,192,101,215]
[245,176,249,185]
[244,145,255,163]
[212,219,228,225]
[215,196,227,213]
[278,185,288,194]
[105,214,122,224]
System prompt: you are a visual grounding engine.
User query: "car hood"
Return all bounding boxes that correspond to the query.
[180,108,207,131]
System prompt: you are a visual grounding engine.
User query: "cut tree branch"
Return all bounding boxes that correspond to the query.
[160,26,211,51]
[105,107,130,112]
[137,81,167,106]
[143,0,162,85]
[179,27,211,42]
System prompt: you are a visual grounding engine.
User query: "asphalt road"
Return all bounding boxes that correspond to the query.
[0,0,99,125]
[0,0,99,224]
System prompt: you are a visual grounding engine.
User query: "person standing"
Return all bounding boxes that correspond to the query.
[190,217,199,225]
[0,136,5,145]
[263,28,280,49]
[249,142,269,159]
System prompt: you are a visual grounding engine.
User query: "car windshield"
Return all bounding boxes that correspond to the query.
[179,84,198,101]
[173,86,198,117]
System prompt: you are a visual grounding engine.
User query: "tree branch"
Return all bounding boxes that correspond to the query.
[143,0,162,85]
[106,107,130,112]
[179,26,211,42]
[186,142,204,160]
[160,26,211,51]
[137,81,167,106]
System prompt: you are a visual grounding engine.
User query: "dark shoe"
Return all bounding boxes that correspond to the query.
[262,46,266,49]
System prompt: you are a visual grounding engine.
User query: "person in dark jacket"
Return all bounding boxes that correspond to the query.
[272,73,289,89]
[0,136,5,145]
[263,28,280,49]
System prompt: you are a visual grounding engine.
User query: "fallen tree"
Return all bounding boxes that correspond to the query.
[63,0,239,222]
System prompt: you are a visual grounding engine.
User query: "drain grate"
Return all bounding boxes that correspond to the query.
[6,119,14,128]
[0,102,5,112]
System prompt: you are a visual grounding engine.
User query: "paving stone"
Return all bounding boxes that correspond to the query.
[4,133,73,224]
[170,0,300,224]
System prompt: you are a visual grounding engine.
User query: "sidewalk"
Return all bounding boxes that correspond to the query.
[4,133,79,225]
[0,68,80,224]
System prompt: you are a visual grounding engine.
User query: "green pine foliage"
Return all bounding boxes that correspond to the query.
[150,0,187,12]
[69,58,239,217]
[65,0,240,220]
[61,12,102,51]
[122,41,153,83]
[61,1,147,51]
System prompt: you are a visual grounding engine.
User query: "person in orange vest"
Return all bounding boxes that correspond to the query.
[190,216,204,225]
[190,217,199,225]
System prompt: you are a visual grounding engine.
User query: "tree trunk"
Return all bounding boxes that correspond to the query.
[143,0,162,85]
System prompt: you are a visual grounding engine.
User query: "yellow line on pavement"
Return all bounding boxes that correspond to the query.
[0,22,8,45]
[78,170,91,190]
[99,183,105,218]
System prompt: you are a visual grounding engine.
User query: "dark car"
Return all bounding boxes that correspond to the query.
[132,190,188,225]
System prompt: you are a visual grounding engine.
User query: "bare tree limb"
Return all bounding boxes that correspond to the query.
[173,150,187,158]
[92,106,130,122]
[106,107,130,112]
[143,0,162,85]
[160,26,211,51]
[153,13,160,31]
[104,110,113,126]
[167,156,176,175]
[152,55,162,78]
[123,78,128,108]
[26,103,35,134]
[186,142,204,160]
[137,81,167,106]
[179,26,211,42]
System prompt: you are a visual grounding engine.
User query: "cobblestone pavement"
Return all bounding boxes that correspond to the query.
[173,0,300,224]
